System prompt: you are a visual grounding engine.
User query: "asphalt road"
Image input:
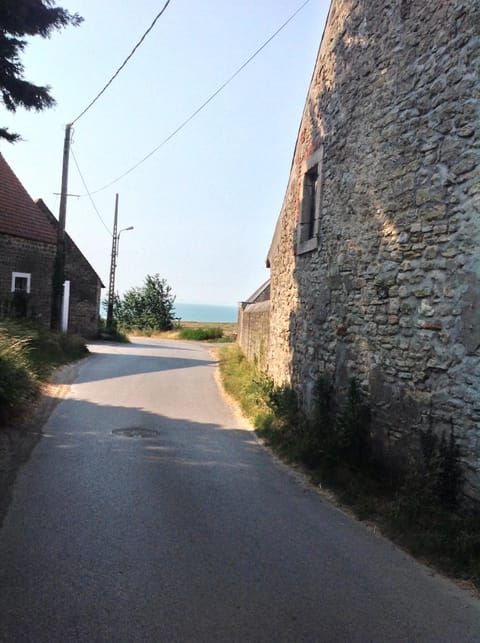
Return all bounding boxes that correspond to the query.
[0,338,479,642]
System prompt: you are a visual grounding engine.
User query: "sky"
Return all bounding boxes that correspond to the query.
[1,0,330,306]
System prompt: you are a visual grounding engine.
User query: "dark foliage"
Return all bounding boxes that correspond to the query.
[0,0,82,142]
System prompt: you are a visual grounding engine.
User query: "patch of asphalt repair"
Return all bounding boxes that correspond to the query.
[112,427,160,438]
[0,359,84,529]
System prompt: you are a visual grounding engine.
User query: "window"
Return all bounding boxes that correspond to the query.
[11,272,31,294]
[297,146,323,255]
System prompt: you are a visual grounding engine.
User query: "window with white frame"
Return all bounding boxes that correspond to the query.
[11,272,31,294]
[297,146,323,255]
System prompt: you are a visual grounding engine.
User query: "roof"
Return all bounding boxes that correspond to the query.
[241,279,270,304]
[0,152,57,244]
[36,199,105,288]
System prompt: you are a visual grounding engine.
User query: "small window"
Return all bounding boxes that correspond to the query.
[11,272,31,294]
[297,146,323,255]
[304,165,319,240]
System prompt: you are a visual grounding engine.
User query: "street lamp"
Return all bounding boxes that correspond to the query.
[117,226,134,259]
[106,194,134,331]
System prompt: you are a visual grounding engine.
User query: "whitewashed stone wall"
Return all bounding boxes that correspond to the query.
[267,0,480,498]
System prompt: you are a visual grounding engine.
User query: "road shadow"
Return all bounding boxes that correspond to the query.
[76,348,217,384]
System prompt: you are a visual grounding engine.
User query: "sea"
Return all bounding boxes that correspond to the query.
[174,303,237,323]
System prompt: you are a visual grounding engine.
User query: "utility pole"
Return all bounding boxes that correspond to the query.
[51,123,72,331]
[106,194,119,330]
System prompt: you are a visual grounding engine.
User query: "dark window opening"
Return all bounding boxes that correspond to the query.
[305,165,319,240]
[14,276,28,292]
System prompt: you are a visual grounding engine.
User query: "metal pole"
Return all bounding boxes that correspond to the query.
[51,123,72,331]
[106,194,119,330]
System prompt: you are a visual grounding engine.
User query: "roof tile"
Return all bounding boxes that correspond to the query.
[0,152,57,244]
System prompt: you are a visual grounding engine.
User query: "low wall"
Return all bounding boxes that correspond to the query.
[237,300,270,370]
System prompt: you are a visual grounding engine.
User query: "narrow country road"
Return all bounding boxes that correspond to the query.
[0,338,479,642]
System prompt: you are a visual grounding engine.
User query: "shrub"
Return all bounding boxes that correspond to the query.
[0,321,89,421]
[112,274,176,332]
[0,329,37,420]
[179,327,223,341]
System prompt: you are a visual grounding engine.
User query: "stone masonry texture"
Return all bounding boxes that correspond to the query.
[0,236,55,322]
[266,0,480,498]
[238,301,271,370]
[64,235,102,338]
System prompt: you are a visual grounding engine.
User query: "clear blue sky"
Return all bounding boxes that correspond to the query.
[1,0,330,305]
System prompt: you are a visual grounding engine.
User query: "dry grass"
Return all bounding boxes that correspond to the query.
[131,321,237,342]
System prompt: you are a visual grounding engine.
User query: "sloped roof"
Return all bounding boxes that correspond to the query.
[36,199,105,288]
[242,279,270,304]
[0,152,57,244]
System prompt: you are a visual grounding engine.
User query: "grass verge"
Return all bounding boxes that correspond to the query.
[218,344,480,590]
[0,319,88,423]
[128,321,237,342]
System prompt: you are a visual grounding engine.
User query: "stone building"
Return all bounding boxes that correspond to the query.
[0,153,103,337]
[242,0,480,497]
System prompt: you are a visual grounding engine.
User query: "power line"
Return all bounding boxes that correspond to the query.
[71,0,172,125]
[70,146,112,237]
[89,0,311,195]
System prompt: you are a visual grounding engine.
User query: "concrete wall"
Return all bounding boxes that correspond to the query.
[267,0,480,497]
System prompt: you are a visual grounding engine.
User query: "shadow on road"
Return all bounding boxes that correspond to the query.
[77,350,217,384]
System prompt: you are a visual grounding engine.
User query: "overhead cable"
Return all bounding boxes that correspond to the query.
[71,147,112,237]
[71,0,172,125]
[89,0,311,195]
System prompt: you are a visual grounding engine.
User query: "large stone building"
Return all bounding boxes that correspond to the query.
[240,0,480,497]
[0,153,103,337]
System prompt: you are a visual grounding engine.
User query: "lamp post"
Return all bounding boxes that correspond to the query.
[106,193,134,330]
[117,225,134,259]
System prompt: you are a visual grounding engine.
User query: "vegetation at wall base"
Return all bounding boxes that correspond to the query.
[0,320,88,423]
[98,319,130,343]
[218,345,271,421]
[179,326,224,341]
[218,344,480,589]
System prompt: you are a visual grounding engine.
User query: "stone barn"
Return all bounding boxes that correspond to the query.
[0,152,103,337]
[255,0,479,497]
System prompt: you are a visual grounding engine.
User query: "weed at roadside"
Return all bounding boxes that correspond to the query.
[217,344,480,590]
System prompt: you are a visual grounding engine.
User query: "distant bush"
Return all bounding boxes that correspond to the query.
[112,274,176,332]
[179,327,223,341]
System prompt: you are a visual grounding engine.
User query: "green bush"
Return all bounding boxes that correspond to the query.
[0,321,88,421]
[179,327,223,341]
[112,274,176,332]
[0,329,37,420]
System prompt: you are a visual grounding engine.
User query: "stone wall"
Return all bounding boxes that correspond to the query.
[267,0,480,497]
[238,300,271,370]
[64,236,102,338]
[0,231,102,337]
[0,235,55,323]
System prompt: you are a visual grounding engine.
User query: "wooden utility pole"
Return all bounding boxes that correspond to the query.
[51,123,72,331]
[106,194,119,330]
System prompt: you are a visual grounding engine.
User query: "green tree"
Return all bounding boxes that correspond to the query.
[0,0,82,143]
[114,274,176,332]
